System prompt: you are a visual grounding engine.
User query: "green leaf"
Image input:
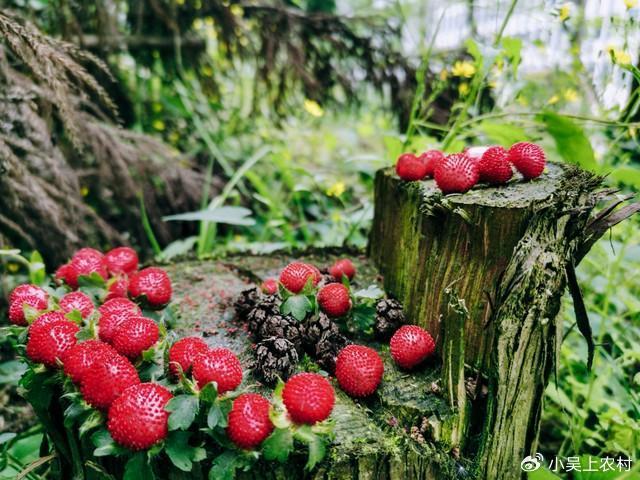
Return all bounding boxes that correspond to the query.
[165,431,197,472]
[281,295,313,321]
[79,410,104,437]
[209,451,239,480]
[353,285,384,300]
[262,428,294,463]
[501,37,522,74]
[207,399,231,429]
[351,303,376,334]
[19,369,53,411]
[78,272,107,288]
[65,310,84,325]
[200,382,218,404]
[294,425,327,471]
[0,432,16,445]
[609,166,640,189]
[527,467,562,479]
[63,401,90,428]
[29,251,46,286]
[163,206,255,226]
[538,112,597,171]
[383,135,403,162]
[123,452,155,480]
[166,395,200,431]
[92,429,126,457]
[478,121,527,147]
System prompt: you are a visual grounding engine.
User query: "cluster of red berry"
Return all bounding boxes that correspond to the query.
[395,142,547,193]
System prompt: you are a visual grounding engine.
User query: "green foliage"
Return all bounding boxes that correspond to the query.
[166,395,200,431]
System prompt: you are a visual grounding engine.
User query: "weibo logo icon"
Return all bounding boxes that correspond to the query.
[521,453,544,472]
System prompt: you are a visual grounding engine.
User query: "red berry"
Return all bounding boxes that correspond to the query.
[279,262,320,294]
[59,291,94,319]
[108,383,172,450]
[464,146,490,163]
[328,259,356,281]
[26,319,79,367]
[29,311,68,336]
[168,337,209,378]
[335,345,384,398]
[508,142,546,179]
[282,373,335,424]
[478,146,513,184]
[105,275,129,301]
[81,353,140,410]
[317,283,351,317]
[9,284,48,304]
[9,295,48,326]
[418,150,445,178]
[55,263,73,286]
[396,153,427,181]
[62,340,117,383]
[128,267,172,309]
[104,247,139,275]
[192,348,243,394]
[74,247,104,260]
[99,298,141,316]
[434,153,479,194]
[390,325,436,369]
[98,299,141,343]
[112,317,159,359]
[260,278,278,295]
[66,255,108,290]
[227,393,274,449]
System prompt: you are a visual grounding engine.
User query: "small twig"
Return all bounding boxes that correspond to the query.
[16,454,55,480]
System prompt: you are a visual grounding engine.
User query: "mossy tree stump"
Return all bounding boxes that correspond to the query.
[369,163,637,479]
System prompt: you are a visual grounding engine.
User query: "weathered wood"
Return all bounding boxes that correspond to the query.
[369,163,608,479]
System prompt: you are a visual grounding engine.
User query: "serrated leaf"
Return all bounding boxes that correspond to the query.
[281,295,313,321]
[353,285,384,300]
[123,452,155,480]
[166,395,199,431]
[294,425,327,471]
[165,431,195,472]
[200,382,218,404]
[262,428,293,462]
[65,310,83,324]
[78,272,107,288]
[209,451,239,480]
[350,303,376,335]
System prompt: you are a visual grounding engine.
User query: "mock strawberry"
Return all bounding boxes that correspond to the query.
[418,150,445,177]
[98,299,141,343]
[328,259,356,281]
[104,246,139,275]
[396,153,427,181]
[9,295,48,326]
[478,146,513,184]
[81,353,140,410]
[112,317,159,359]
[260,278,278,295]
[26,319,79,367]
[390,325,436,369]
[464,146,490,163]
[282,372,335,424]
[59,291,94,319]
[317,284,351,318]
[335,345,384,398]
[105,275,129,301]
[108,383,172,450]
[434,153,479,194]
[128,267,172,309]
[192,348,243,394]
[65,248,108,288]
[168,337,209,378]
[99,298,141,316]
[62,340,117,383]
[29,311,68,336]
[227,393,274,449]
[9,284,48,304]
[508,142,546,179]
[55,263,73,286]
[279,262,320,294]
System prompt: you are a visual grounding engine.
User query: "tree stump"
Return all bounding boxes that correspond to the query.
[369,163,636,479]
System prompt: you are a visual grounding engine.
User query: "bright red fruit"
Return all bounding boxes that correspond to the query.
[390,325,436,369]
[81,354,140,410]
[99,298,141,316]
[279,262,320,294]
[26,319,79,367]
[112,317,159,359]
[282,373,335,424]
[104,247,139,275]
[9,295,48,326]
[227,393,274,449]
[396,153,428,181]
[105,275,129,301]
[328,259,356,281]
[335,345,384,398]
[66,248,108,289]
[168,337,209,378]
[98,299,141,343]
[464,146,490,163]
[55,263,73,286]
[317,284,351,317]
[434,153,480,194]
[128,267,172,309]
[192,348,243,394]
[260,278,279,295]
[478,146,513,184]
[29,311,68,336]
[59,291,94,319]
[418,150,445,177]
[62,340,117,383]
[108,383,172,450]
[508,142,546,179]
[9,284,48,304]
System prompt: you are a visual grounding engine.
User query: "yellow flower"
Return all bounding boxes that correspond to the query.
[168,131,180,145]
[8,263,19,273]
[451,61,476,78]
[331,211,342,223]
[152,102,163,113]
[80,186,89,197]
[152,119,165,131]
[563,88,578,102]
[326,181,346,197]
[175,0,185,5]
[304,99,324,118]
[204,17,214,26]
[559,3,570,21]
[439,69,448,81]
[548,95,560,105]
[625,0,638,9]
[193,19,203,30]
[230,4,243,17]
[458,82,470,96]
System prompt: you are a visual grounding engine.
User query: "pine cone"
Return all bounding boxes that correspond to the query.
[315,330,350,373]
[253,337,299,386]
[258,314,303,352]
[375,298,406,339]
[246,296,280,336]
[235,287,261,319]
[302,313,339,353]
